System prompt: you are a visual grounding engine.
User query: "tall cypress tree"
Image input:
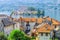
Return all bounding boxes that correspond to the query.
[37,9,41,18]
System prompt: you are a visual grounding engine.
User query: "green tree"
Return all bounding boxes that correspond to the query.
[37,9,45,18]
[0,32,7,40]
[42,10,45,16]
[10,11,14,17]
[37,9,41,18]
[8,30,32,40]
[28,7,36,11]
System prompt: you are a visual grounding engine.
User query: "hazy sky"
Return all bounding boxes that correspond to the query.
[0,0,59,4]
[0,0,39,3]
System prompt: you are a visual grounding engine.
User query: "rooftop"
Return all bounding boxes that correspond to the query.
[0,14,8,18]
[2,18,15,26]
[36,23,54,33]
[18,16,60,25]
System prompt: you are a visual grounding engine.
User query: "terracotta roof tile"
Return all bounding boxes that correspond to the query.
[46,17,60,25]
[19,17,36,22]
[18,16,60,25]
[37,23,53,33]
[30,18,36,22]
[23,18,31,22]
[52,19,60,25]
[37,18,43,23]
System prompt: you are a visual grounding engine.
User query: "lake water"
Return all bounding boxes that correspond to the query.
[0,0,60,21]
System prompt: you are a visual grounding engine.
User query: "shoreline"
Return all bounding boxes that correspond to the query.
[0,11,11,16]
[0,11,60,21]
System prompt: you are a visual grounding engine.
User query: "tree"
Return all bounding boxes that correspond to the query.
[37,9,45,18]
[37,9,41,18]
[42,10,45,17]
[28,7,36,11]
[10,11,14,17]
[0,32,7,40]
[8,30,32,40]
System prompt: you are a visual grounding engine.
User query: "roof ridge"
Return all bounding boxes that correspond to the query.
[36,23,46,28]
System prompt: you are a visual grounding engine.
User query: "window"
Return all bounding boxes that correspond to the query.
[41,33,43,36]
[46,33,48,36]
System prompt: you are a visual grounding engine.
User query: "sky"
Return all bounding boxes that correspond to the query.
[0,0,59,12]
[0,0,59,4]
[0,0,39,3]
[0,0,60,7]
[0,0,60,21]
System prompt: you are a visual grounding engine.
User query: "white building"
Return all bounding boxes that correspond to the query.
[36,23,53,40]
[2,18,15,35]
[0,14,16,35]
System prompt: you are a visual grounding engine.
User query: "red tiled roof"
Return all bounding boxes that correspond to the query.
[37,23,54,33]
[30,18,36,22]
[37,18,43,23]
[18,16,60,26]
[46,17,60,25]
